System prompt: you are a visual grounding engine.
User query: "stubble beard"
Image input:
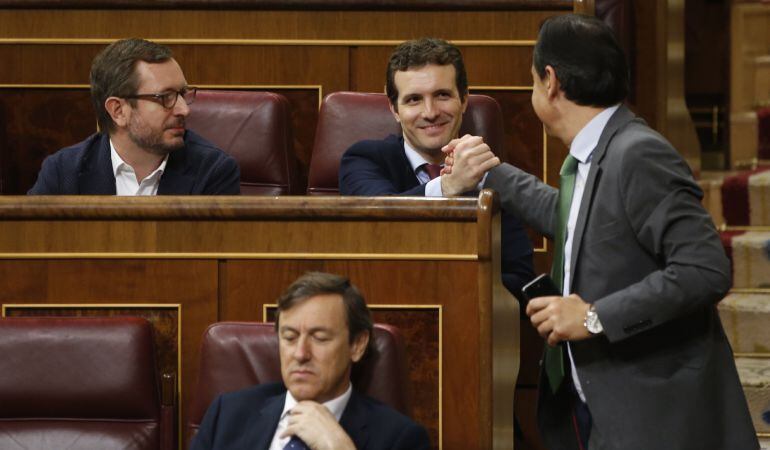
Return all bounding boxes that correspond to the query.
[128,116,185,156]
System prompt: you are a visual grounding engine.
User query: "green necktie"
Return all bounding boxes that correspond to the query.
[544,154,579,393]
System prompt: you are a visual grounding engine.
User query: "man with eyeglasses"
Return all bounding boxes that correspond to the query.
[28,38,240,195]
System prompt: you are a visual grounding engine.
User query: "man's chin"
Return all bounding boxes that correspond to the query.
[287,385,319,402]
[147,139,184,156]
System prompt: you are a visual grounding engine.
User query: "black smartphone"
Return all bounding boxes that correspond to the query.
[521,274,561,305]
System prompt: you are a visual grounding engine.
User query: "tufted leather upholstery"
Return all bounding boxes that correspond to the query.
[187,90,300,195]
[306,91,505,195]
[188,322,409,438]
[0,317,170,450]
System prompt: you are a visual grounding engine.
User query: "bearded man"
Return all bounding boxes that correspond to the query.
[28,38,239,195]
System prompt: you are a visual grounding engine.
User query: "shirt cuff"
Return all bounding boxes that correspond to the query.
[425,177,443,197]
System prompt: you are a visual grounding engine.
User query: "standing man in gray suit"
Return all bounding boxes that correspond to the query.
[442,13,758,450]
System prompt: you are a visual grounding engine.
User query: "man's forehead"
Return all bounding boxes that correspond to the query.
[280,293,348,327]
[135,59,187,91]
[394,64,457,90]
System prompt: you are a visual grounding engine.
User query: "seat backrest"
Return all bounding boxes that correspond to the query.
[0,317,164,450]
[188,322,409,437]
[187,90,299,195]
[306,91,506,195]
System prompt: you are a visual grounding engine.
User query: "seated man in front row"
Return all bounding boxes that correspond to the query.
[191,272,430,450]
[28,38,240,195]
[338,38,534,298]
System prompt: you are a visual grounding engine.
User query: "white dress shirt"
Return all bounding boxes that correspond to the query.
[110,140,168,196]
[268,384,352,450]
[563,104,620,402]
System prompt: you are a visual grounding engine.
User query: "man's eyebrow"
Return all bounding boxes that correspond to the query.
[278,325,335,334]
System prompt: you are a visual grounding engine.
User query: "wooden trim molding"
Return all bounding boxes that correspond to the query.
[0,0,573,11]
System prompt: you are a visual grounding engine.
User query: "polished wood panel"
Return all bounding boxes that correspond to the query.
[729,1,770,168]
[0,88,94,194]
[0,194,517,450]
[0,10,562,40]
[0,0,572,9]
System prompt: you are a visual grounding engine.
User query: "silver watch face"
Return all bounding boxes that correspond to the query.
[586,311,603,334]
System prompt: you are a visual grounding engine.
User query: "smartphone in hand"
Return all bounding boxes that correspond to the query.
[521,274,561,305]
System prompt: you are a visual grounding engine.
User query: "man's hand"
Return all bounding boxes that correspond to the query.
[440,134,500,196]
[280,401,356,450]
[526,294,592,346]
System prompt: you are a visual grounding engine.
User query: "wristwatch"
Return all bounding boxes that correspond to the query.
[584,304,603,335]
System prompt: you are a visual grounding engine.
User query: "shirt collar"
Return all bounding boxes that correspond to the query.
[280,383,353,422]
[403,139,434,173]
[109,138,169,178]
[569,104,620,164]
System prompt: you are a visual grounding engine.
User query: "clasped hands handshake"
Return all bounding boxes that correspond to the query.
[439,134,500,196]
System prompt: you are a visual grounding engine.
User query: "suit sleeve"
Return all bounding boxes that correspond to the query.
[484,163,559,240]
[391,422,431,450]
[189,395,224,450]
[202,154,241,195]
[27,153,62,194]
[339,142,425,196]
[594,133,731,342]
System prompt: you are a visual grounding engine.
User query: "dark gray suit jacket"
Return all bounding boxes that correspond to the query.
[190,383,430,450]
[28,131,240,195]
[485,105,758,450]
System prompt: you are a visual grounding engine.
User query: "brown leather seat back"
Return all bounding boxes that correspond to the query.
[188,322,409,437]
[187,90,299,195]
[306,91,505,195]
[0,317,163,450]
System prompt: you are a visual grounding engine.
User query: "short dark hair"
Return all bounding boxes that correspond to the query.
[533,14,628,107]
[386,37,468,109]
[90,38,173,133]
[275,272,374,357]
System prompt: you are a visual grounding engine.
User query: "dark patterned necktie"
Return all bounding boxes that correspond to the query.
[283,436,310,450]
[544,154,579,393]
[423,163,443,180]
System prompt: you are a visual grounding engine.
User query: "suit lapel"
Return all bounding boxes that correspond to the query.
[568,105,636,292]
[251,392,285,450]
[339,390,369,449]
[394,136,422,190]
[78,133,117,194]
[157,141,195,194]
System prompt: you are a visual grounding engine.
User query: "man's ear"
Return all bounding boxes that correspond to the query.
[461,92,469,113]
[350,330,370,363]
[105,96,129,128]
[544,65,560,101]
[388,101,400,123]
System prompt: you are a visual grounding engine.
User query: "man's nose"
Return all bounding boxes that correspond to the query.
[422,98,439,120]
[292,335,311,361]
[174,94,190,116]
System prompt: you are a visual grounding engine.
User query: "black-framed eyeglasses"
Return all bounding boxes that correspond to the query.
[124,87,197,109]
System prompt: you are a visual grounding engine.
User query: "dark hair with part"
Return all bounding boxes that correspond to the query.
[90,38,173,133]
[275,272,374,357]
[386,37,468,109]
[533,14,628,107]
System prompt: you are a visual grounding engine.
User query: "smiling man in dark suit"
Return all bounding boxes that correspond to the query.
[28,38,239,195]
[442,14,758,450]
[191,272,430,450]
[338,38,534,299]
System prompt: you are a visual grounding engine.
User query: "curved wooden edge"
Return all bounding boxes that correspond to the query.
[0,196,481,220]
[476,188,519,449]
[0,0,574,10]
